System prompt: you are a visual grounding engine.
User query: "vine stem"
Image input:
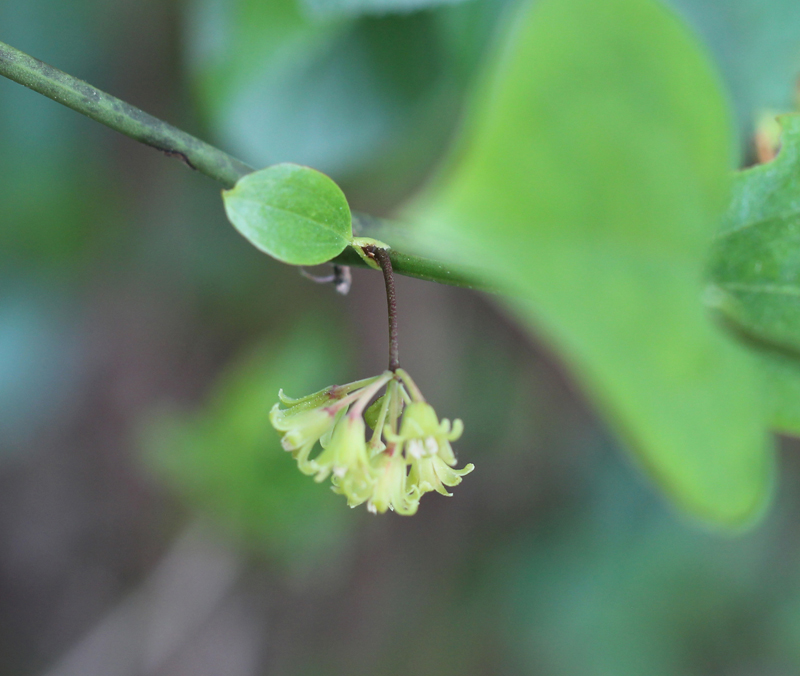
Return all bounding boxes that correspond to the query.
[0,40,252,188]
[364,246,400,372]
[0,39,486,290]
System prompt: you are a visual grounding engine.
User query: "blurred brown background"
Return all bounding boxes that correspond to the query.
[4,0,800,674]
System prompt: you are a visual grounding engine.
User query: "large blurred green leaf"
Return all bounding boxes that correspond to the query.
[760,353,800,436]
[415,0,772,526]
[142,322,357,565]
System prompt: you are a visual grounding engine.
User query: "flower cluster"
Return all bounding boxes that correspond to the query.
[270,369,474,515]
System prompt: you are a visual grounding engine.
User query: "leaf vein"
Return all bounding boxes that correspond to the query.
[237,196,347,239]
[717,206,800,239]
[720,282,800,298]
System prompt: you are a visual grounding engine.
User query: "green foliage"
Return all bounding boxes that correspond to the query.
[364,393,386,430]
[761,353,800,435]
[709,115,800,435]
[141,323,357,565]
[187,0,343,121]
[414,0,773,526]
[185,0,501,200]
[222,163,353,265]
[710,115,800,355]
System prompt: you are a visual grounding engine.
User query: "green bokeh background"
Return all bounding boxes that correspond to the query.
[2,0,800,674]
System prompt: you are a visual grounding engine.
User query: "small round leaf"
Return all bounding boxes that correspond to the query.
[223,163,352,265]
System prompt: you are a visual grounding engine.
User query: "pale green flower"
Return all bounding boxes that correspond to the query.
[367,449,421,515]
[269,374,387,476]
[269,404,337,475]
[395,402,463,465]
[388,401,473,497]
[317,414,377,507]
[268,370,472,515]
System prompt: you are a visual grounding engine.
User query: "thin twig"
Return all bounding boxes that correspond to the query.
[0,40,252,188]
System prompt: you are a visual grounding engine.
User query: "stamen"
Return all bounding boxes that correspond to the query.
[407,439,425,459]
[424,437,438,456]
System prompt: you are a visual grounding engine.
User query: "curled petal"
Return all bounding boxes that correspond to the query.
[292,441,320,476]
[270,405,336,461]
[411,455,474,497]
[446,418,464,441]
[436,438,457,467]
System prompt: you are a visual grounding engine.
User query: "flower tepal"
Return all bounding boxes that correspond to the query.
[269,370,474,515]
[397,401,473,497]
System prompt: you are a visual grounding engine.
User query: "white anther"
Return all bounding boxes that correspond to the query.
[424,437,438,456]
[408,439,425,459]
